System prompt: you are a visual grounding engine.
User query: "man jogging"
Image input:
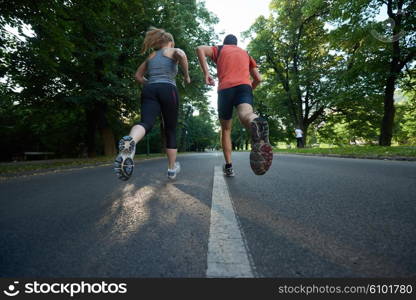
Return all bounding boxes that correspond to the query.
[196,34,273,176]
[295,127,304,148]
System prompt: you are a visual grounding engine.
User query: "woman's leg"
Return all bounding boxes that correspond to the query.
[129,125,146,144]
[114,85,160,180]
[159,84,179,170]
[166,148,177,170]
[135,88,161,140]
[120,94,160,154]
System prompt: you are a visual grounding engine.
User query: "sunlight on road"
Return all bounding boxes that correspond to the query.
[98,184,155,239]
[162,182,211,225]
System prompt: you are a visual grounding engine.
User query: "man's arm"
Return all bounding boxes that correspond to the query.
[250,67,262,90]
[135,61,148,84]
[173,48,191,84]
[196,45,215,86]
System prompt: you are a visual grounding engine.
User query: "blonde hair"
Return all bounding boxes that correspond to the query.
[141,27,174,54]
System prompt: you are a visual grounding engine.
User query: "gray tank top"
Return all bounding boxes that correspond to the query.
[146,49,178,86]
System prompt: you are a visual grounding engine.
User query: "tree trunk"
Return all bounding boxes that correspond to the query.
[379,0,403,146]
[379,75,396,146]
[301,126,308,148]
[86,108,97,158]
[179,106,191,152]
[86,102,116,157]
[100,127,116,156]
[95,102,116,156]
[180,126,187,152]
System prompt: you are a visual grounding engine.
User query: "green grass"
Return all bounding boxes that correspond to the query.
[274,145,416,158]
[0,153,165,175]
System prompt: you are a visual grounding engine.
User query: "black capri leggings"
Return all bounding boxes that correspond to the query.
[137,83,179,149]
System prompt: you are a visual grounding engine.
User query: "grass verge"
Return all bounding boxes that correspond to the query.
[274,145,416,159]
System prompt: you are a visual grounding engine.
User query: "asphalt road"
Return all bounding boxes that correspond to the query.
[0,152,415,277]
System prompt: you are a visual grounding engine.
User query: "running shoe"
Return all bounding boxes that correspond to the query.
[167,162,181,180]
[250,117,273,175]
[223,164,235,177]
[114,136,136,181]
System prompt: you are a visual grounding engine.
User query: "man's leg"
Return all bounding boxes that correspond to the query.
[220,119,233,164]
[236,104,273,176]
[217,86,235,173]
[220,119,235,177]
[236,103,257,129]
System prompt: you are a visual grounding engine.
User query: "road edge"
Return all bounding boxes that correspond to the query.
[0,156,166,180]
[275,152,416,161]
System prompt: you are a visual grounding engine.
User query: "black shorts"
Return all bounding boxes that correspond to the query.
[137,83,179,149]
[217,84,254,120]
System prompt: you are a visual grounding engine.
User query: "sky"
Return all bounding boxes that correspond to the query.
[201,0,272,111]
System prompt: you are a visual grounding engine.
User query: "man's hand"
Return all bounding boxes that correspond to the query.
[196,46,215,86]
[174,48,191,85]
[205,74,215,86]
[250,67,262,90]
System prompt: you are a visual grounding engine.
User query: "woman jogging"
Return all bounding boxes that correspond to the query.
[114,27,190,181]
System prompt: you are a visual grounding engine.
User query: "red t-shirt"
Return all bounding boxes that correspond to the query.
[211,45,257,91]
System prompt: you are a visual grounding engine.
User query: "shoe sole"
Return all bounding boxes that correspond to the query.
[250,118,273,175]
[114,136,135,180]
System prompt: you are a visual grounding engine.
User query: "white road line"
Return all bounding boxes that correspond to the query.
[206,166,254,278]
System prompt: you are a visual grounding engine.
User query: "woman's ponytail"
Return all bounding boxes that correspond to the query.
[141,27,174,54]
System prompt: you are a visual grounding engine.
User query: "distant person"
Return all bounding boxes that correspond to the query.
[196,34,273,176]
[295,128,303,148]
[114,27,190,181]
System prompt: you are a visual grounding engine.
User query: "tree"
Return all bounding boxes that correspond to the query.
[182,106,217,152]
[328,0,416,146]
[394,89,416,144]
[0,0,218,159]
[245,0,337,147]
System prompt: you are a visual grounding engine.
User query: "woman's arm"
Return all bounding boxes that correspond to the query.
[135,60,148,84]
[173,48,191,84]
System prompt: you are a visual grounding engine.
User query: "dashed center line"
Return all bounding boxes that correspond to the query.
[206,165,254,278]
